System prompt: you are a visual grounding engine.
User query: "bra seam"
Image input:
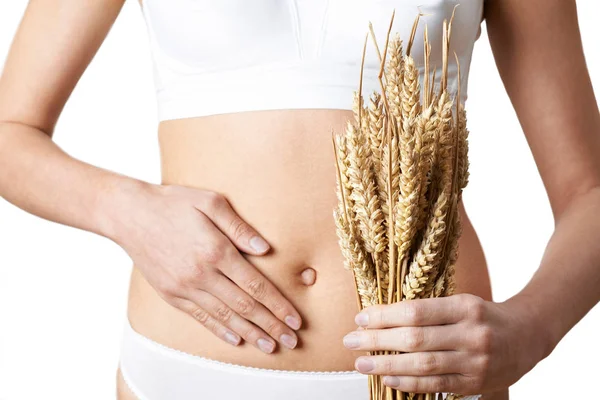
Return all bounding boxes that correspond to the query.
[288,0,304,60]
[138,0,166,94]
[315,0,330,59]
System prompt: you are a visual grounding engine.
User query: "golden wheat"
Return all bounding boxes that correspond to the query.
[385,33,405,119]
[332,7,471,400]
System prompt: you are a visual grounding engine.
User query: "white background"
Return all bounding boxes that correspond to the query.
[0,1,599,399]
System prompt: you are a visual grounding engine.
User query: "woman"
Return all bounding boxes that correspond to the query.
[0,0,598,399]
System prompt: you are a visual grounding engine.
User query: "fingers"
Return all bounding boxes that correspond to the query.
[190,208,303,331]
[343,325,461,352]
[354,351,465,377]
[196,191,271,255]
[175,297,242,347]
[381,373,470,395]
[218,252,303,331]
[177,292,279,354]
[355,294,480,328]
[196,272,298,349]
[351,351,485,394]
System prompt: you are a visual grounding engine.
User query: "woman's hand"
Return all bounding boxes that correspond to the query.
[342,293,553,395]
[110,182,302,354]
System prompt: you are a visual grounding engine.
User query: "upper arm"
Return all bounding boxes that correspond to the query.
[0,0,126,136]
[484,0,600,219]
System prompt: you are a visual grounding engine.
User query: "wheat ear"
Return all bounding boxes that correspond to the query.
[393,51,422,300]
[333,206,378,307]
[385,33,405,119]
[429,101,469,299]
[333,133,364,309]
[345,119,385,305]
[366,92,391,303]
[435,51,466,300]
[457,103,470,196]
[402,91,454,300]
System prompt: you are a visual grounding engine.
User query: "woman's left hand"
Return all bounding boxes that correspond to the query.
[342,293,553,395]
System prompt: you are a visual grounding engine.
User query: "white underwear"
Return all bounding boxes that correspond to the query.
[119,317,482,400]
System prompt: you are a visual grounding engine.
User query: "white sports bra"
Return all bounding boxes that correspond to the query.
[138,0,485,122]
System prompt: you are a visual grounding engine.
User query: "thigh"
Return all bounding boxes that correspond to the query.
[116,367,138,400]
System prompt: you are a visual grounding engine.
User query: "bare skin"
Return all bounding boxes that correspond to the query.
[124,108,496,370]
[0,0,597,400]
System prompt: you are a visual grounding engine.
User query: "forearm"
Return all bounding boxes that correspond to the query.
[504,185,600,358]
[0,121,150,241]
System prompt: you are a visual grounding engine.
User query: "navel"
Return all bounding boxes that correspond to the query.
[300,267,317,286]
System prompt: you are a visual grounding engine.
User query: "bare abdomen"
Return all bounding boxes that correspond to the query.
[125,108,492,371]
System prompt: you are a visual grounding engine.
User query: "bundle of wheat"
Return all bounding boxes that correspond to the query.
[332,7,470,400]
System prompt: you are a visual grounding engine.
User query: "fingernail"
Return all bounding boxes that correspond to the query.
[285,315,301,330]
[280,333,297,349]
[355,312,369,326]
[257,338,275,353]
[355,358,375,373]
[249,236,269,253]
[383,376,401,387]
[224,331,240,346]
[343,333,361,349]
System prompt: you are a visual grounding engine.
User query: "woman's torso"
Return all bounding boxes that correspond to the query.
[126,0,490,372]
[126,109,493,371]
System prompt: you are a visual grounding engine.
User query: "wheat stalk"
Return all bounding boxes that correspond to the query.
[333,6,471,400]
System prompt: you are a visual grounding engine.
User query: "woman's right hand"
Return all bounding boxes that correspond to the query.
[110,182,302,354]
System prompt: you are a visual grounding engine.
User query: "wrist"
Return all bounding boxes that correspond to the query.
[93,175,158,244]
[501,291,558,363]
